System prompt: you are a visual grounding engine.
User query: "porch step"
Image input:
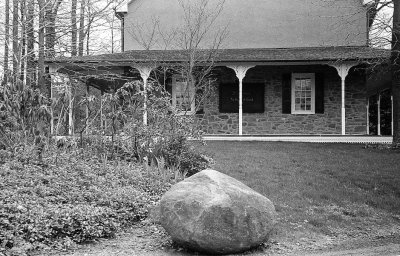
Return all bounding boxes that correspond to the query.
[201,135,393,144]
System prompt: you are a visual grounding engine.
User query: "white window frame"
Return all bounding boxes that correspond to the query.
[291,73,316,114]
[172,75,196,115]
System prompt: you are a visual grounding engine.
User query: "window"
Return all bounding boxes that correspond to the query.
[172,75,195,115]
[291,73,315,114]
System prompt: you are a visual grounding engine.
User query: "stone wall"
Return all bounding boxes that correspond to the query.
[195,65,367,135]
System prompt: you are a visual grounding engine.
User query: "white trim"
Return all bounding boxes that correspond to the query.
[291,73,316,114]
[200,135,393,144]
[218,61,353,67]
[172,75,196,115]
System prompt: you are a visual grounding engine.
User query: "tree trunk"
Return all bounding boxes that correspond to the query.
[37,0,45,92]
[86,24,90,55]
[45,0,62,58]
[26,0,36,87]
[2,0,10,85]
[78,0,85,56]
[71,0,78,56]
[45,8,56,58]
[12,0,19,81]
[392,0,400,146]
[111,11,114,53]
[20,0,26,84]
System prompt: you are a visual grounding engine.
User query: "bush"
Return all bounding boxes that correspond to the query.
[98,82,212,176]
[162,136,210,176]
[0,154,174,255]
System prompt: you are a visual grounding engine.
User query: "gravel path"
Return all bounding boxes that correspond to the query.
[39,221,400,256]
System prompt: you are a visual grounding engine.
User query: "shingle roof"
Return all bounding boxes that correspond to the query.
[47,46,390,64]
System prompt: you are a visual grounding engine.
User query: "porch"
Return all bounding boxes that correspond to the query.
[45,46,390,137]
[201,135,393,144]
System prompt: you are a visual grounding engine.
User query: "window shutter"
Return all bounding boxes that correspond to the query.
[219,82,239,113]
[282,73,291,114]
[315,73,324,114]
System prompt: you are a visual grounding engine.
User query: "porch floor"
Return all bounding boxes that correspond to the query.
[201,135,393,144]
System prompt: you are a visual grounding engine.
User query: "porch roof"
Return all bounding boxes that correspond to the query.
[47,46,389,65]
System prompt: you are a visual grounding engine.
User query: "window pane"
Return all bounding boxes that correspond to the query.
[295,80,302,90]
[293,75,314,113]
[304,79,311,90]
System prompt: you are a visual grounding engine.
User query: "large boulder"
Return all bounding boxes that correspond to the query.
[159,169,277,254]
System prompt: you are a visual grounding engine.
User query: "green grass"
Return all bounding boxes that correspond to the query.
[198,141,400,250]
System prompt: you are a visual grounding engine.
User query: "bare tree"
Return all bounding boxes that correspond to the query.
[78,0,85,56]
[360,1,400,146]
[26,0,35,86]
[391,0,400,146]
[12,0,19,81]
[45,0,62,58]
[71,0,77,56]
[2,0,10,85]
[126,0,227,115]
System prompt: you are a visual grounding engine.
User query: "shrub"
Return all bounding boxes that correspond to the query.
[161,136,210,176]
[98,82,212,176]
[0,79,50,161]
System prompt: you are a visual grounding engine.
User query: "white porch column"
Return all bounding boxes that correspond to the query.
[100,90,104,131]
[330,63,357,135]
[366,98,370,135]
[391,95,394,136]
[377,92,381,136]
[48,65,58,135]
[227,65,255,135]
[68,83,73,135]
[134,65,154,126]
[85,83,90,135]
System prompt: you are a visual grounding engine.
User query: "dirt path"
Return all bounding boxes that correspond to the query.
[292,244,400,256]
[39,221,400,256]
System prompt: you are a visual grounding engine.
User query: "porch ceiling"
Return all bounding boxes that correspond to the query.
[46,46,389,66]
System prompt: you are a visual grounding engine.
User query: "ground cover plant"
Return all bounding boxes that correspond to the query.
[0,148,181,256]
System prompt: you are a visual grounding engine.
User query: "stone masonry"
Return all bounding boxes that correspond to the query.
[195,65,367,135]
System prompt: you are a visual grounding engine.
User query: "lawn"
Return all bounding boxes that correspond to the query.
[198,141,400,253]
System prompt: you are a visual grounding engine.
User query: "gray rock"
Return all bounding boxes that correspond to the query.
[159,169,277,254]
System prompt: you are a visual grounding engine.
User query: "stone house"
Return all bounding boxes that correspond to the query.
[47,0,390,136]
